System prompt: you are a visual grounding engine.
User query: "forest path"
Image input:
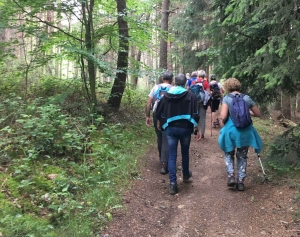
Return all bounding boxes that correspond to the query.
[101,108,298,237]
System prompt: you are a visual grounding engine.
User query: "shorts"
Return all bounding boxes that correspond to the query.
[211,99,220,112]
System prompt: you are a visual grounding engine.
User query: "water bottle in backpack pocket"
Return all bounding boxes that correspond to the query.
[228,94,252,129]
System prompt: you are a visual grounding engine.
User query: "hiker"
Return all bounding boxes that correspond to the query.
[218,78,262,191]
[195,70,210,140]
[209,74,224,128]
[185,71,198,90]
[186,73,191,80]
[155,74,199,195]
[145,71,173,175]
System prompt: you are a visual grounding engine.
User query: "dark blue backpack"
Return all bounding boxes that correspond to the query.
[190,80,205,103]
[228,94,252,129]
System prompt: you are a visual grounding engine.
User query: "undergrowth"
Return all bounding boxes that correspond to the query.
[254,117,300,220]
[0,81,155,237]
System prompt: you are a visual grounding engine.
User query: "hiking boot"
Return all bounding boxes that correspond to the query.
[183,171,192,183]
[169,183,178,195]
[213,122,216,128]
[227,176,236,187]
[160,162,168,175]
[215,119,220,126]
[236,182,245,191]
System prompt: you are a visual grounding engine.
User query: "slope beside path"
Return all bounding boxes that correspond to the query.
[101,109,299,237]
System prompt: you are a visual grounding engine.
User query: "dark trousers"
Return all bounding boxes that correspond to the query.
[153,113,168,164]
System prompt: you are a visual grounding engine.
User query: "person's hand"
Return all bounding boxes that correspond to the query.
[146,117,152,126]
[157,120,161,131]
[220,118,225,127]
[196,132,202,141]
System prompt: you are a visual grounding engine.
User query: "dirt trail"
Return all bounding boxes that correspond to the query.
[101,109,298,237]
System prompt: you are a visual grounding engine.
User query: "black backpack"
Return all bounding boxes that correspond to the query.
[210,83,221,100]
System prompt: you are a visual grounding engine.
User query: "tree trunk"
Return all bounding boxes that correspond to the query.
[274,90,281,110]
[130,48,141,89]
[297,92,300,112]
[167,40,172,71]
[107,0,129,109]
[282,94,291,119]
[81,1,96,110]
[159,0,170,70]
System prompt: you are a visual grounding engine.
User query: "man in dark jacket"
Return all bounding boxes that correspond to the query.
[156,74,199,195]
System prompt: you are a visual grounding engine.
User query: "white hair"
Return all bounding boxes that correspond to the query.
[198,70,206,77]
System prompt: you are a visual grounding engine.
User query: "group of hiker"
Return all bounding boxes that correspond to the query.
[145,70,262,195]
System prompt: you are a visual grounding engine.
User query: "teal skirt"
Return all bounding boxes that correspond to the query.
[218,118,262,153]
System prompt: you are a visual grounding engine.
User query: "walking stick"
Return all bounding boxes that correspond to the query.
[210,100,212,137]
[257,154,269,182]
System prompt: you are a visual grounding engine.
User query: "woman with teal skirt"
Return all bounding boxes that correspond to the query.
[218,78,262,191]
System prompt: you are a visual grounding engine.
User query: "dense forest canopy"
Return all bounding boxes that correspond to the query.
[1,0,299,113]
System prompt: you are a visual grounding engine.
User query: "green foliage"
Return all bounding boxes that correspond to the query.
[0,213,55,237]
[169,0,211,73]
[206,0,300,101]
[265,126,300,173]
[0,101,91,161]
[0,84,156,236]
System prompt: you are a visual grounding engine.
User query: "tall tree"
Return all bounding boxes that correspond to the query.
[159,0,170,70]
[169,0,210,73]
[107,0,129,109]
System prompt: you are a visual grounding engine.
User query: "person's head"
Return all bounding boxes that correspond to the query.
[186,73,191,79]
[223,78,241,93]
[161,71,173,83]
[191,71,198,78]
[210,74,216,81]
[175,73,187,87]
[198,70,206,78]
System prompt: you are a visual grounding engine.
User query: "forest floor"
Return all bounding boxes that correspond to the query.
[100,109,300,237]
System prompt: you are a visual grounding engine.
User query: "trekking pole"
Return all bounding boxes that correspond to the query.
[257,154,269,182]
[210,100,212,137]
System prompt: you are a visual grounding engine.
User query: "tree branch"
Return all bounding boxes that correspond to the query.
[12,0,84,43]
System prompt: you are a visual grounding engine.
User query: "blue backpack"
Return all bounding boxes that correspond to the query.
[152,84,172,112]
[190,80,205,103]
[228,93,252,129]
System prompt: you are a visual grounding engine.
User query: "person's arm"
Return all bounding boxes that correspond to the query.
[191,93,200,125]
[203,80,210,92]
[186,79,191,90]
[250,105,261,117]
[245,95,261,117]
[145,97,153,126]
[155,97,165,131]
[220,103,229,127]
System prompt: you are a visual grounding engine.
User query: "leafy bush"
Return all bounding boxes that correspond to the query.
[29,77,89,117]
[0,101,92,161]
[265,126,300,173]
[0,84,156,236]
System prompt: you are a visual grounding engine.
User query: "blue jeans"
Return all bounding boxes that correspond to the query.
[165,126,192,184]
[224,147,248,182]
